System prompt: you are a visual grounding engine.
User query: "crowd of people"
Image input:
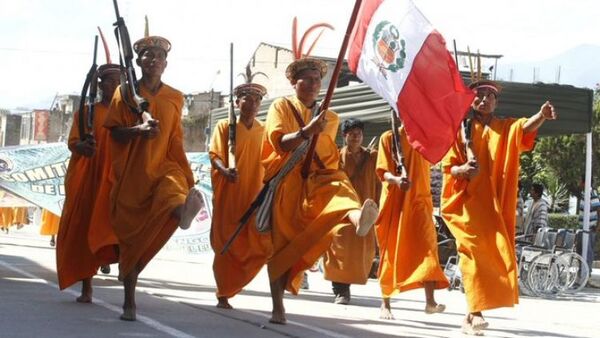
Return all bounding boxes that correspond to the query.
[12,19,600,337]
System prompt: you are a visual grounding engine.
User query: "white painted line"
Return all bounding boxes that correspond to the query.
[238,308,354,338]
[0,259,196,338]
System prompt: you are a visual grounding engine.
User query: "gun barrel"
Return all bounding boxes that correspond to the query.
[92,35,98,65]
[113,0,121,20]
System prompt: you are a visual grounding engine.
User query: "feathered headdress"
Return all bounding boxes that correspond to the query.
[285,17,334,81]
[234,63,268,98]
[133,15,171,55]
[467,46,501,95]
[96,26,120,78]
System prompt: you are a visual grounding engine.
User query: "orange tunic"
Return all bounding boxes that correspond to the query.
[322,146,379,284]
[262,96,362,294]
[88,104,119,263]
[40,209,60,235]
[12,207,29,225]
[56,103,119,290]
[209,118,272,298]
[441,117,536,312]
[104,83,194,280]
[375,129,448,297]
[1,208,14,228]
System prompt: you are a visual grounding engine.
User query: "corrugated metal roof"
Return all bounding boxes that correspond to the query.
[209,81,593,143]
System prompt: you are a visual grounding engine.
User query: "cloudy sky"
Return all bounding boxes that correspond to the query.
[1,0,598,109]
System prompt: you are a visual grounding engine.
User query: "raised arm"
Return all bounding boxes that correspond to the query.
[523,101,557,134]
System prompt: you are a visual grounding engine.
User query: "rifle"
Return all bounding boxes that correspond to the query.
[366,136,378,152]
[452,40,476,163]
[112,0,153,124]
[461,115,476,162]
[77,35,99,141]
[227,43,236,169]
[390,109,408,179]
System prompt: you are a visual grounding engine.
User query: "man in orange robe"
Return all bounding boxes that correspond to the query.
[262,57,379,324]
[210,83,272,309]
[56,63,121,303]
[322,118,380,305]
[40,209,60,246]
[104,35,202,321]
[1,207,14,233]
[376,125,448,320]
[12,207,29,227]
[441,80,556,334]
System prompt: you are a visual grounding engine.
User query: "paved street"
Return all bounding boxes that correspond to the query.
[1,226,599,338]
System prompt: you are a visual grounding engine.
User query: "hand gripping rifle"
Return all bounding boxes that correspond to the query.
[112,0,153,124]
[227,43,236,169]
[77,36,99,141]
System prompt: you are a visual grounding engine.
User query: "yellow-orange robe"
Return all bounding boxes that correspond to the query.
[375,129,448,297]
[56,103,119,290]
[104,83,194,280]
[40,209,60,235]
[322,146,379,284]
[0,207,14,229]
[209,118,272,298]
[441,117,536,312]
[262,96,362,294]
[12,207,29,225]
[88,104,119,263]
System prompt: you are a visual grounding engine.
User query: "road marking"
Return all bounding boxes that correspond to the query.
[0,259,196,338]
[238,308,354,338]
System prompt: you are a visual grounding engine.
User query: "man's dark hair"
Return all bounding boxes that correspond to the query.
[532,183,544,196]
[341,118,364,134]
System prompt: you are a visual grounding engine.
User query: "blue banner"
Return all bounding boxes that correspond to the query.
[0,143,70,215]
[0,143,215,254]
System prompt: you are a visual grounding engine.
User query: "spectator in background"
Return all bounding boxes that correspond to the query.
[523,183,549,237]
[577,176,600,278]
[516,181,525,234]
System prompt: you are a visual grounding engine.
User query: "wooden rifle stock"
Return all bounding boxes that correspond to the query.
[462,116,476,162]
[78,35,99,141]
[390,109,408,178]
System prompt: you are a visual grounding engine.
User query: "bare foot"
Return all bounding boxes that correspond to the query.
[425,303,446,314]
[76,279,92,303]
[216,297,233,309]
[269,310,287,325]
[76,294,92,303]
[120,307,136,321]
[470,312,489,330]
[355,199,378,236]
[379,298,395,320]
[462,320,484,336]
[178,187,203,230]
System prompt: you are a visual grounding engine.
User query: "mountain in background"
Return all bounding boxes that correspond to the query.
[496,44,600,89]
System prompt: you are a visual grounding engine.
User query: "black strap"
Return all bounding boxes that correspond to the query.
[284,98,326,170]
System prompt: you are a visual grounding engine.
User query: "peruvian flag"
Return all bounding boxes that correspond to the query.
[348,0,474,163]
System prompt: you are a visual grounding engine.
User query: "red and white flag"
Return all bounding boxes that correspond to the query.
[348,0,474,163]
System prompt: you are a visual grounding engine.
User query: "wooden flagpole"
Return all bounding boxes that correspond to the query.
[300,0,363,179]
